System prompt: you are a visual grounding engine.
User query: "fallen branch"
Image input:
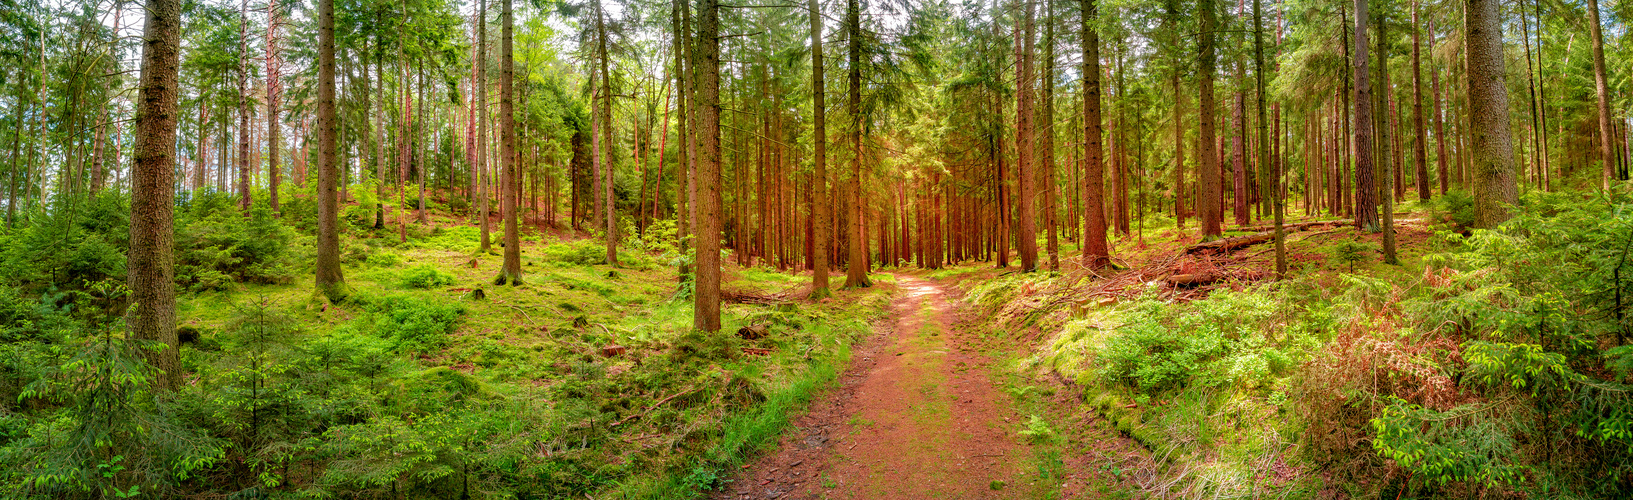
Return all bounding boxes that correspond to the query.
[611,386,701,427]
[1185,232,1275,254]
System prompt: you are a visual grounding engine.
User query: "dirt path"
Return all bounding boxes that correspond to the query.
[716,275,1047,500]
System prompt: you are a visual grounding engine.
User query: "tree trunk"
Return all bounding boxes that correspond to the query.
[1015,0,1038,272]
[809,0,831,298]
[1432,23,1448,196]
[843,0,869,287]
[237,0,252,211]
[1081,0,1109,267]
[598,1,619,266]
[1466,0,1517,228]
[1376,8,1397,263]
[1351,0,1377,232]
[128,0,183,389]
[1197,0,1221,239]
[1411,0,1428,201]
[1042,0,1059,271]
[266,0,282,214]
[495,0,522,285]
[1586,0,1614,191]
[478,0,492,252]
[695,0,723,331]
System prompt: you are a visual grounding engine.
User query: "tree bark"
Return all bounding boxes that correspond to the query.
[497,0,522,285]
[695,0,723,331]
[843,0,869,287]
[1197,0,1221,239]
[1016,0,1038,272]
[809,0,831,297]
[1587,0,1614,191]
[314,0,345,302]
[1081,0,1108,268]
[1411,0,1428,201]
[1351,0,1377,232]
[1466,0,1517,228]
[266,0,282,214]
[478,0,492,252]
[128,0,183,389]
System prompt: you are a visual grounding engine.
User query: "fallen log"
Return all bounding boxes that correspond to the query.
[1229,219,1348,233]
[1185,231,1275,254]
[1166,273,1219,286]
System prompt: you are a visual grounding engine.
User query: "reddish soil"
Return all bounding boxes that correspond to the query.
[714,275,1045,500]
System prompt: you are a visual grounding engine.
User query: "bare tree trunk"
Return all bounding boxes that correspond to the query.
[1351,0,1377,231]
[497,0,522,284]
[1411,0,1428,201]
[1587,0,1613,190]
[1081,0,1109,267]
[843,0,869,287]
[1377,7,1396,263]
[478,0,492,252]
[1466,0,1517,228]
[809,0,831,297]
[695,0,722,331]
[129,0,183,389]
[598,2,619,267]
[1042,0,1059,271]
[237,0,252,211]
[1197,0,1221,238]
[266,0,282,214]
[1015,0,1038,272]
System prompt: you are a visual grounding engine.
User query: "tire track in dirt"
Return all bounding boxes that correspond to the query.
[715,275,1045,500]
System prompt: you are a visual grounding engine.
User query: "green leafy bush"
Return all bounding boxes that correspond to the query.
[175,199,296,290]
[358,295,464,353]
[399,264,455,289]
[541,239,608,266]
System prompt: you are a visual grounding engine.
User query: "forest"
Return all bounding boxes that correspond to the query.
[0,0,1630,496]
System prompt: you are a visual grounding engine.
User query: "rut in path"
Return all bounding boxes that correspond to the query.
[716,275,1047,500]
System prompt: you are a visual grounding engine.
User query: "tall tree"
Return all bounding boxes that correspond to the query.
[497,0,522,285]
[1253,0,1283,278]
[237,0,252,211]
[843,0,869,287]
[1016,0,1038,272]
[694,0,722,331]
[1410,0,1428,201]
[314,0,346,302]
[477,0,492,252]
[1586,0,1614,190]
[1081,0,1108,268]
[1351,0,1377,232]
[1197,0,1221,238]
[266,0,282,214]
[1376,5,1396,263]
[1041,0,1059,271]
[596,0,618,266]
[128,0,183,390]
[1465,0,1516,227]
[808,0,831,298]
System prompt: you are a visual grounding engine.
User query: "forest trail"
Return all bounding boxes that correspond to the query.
[716,275,1048,500]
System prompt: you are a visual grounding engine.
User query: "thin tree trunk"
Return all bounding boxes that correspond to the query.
[1377,7,1397,263]
[267,0,282,214]
[478,0,492,252]
[843,0,869,287]
[1586,0,1614,190]
[1015,0,1038,272]
[1352,0,1377,231]
[237,0,252,211]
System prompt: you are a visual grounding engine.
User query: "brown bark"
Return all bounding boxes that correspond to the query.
[695,0,722,331]
[1411,0,1428,201]
[1016,0,1038,272]
[843,0,869,287]
[809,0,831,297]
[1197,0,1222,239]
[1587,0,1614,190]
[128,0,183,389]
[1466,0,1517,228]
[1081,0,1108,268]
[1352,0,1377,231]
[266,0,282,213]
[497,0,522,285]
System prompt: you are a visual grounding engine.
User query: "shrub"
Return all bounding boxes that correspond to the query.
[400,264,455,289]
[175,201,295,290]
[541,239,608,266]
[358,295,464,353]
[1330,240,1375,272]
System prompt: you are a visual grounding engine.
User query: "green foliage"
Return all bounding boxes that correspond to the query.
[1095,290,1296,395]
[399,264,455,289]
[175,199,296,291]
[357,294,464,353]
[1018,414,1055,444]
[1425,190,1476,233]
[1371,398,1526,487]
[541,238,610,266]
[1329,240,1375,272]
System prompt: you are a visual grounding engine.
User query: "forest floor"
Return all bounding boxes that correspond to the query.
[714,273,1144,500]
